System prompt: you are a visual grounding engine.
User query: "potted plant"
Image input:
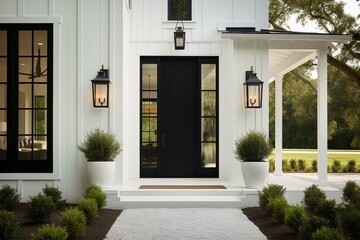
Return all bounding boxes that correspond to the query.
[78,128,121,187]
[234,130,273,189]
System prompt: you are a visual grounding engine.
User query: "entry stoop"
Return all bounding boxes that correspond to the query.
[118,188,244,208]
[103,187,248,209]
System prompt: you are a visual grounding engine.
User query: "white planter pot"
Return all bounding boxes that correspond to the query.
[87,161,116,188]
[241,161,269,189]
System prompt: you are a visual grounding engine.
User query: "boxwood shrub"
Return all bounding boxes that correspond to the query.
[60,208,86,240]
[312,226,347,240]
[298,215,329,240]
[302,184,326,213]
[78,198,99,222]
[28,193,56,222]
[285,205,306,234]
[0,210,21,240]
[258,184,286,210]
[84,184,106,209]
[31,224,68,240]
[0,184,21,211]
[268,196,289,223]
[42,184,66,210]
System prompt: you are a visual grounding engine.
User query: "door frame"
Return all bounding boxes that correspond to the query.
[140,56,219,178]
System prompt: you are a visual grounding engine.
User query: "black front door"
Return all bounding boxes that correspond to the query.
[140,56,219,178]
[159,58,200,177]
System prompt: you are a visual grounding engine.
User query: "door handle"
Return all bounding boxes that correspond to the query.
[162,134,166,147]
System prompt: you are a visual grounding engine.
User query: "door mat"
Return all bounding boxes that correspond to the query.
[139,185,227,189]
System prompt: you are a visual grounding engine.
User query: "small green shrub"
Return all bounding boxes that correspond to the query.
[269,158,275,172]
[0,210,21,240]
[312,159,318,171]
[258,184,286,210]
[298,159,306,171]
[234,130,273,162]
[28,193,56,222]
[42,184,66,210]
[314,199,339,228]
[290,159,297,171]
[60,208,86,240]
[268,196,289,223]
[84,184,106,209]
[332,159,342,173]
[342,165,349,173]
[31,224,68,240]
[298,215,329,240]
[78,198,98,222]
[303,184,326,213]
[312,226,347,240]
[0,184,21,211]
[285,205,306,234]
[342,181,360,208]
[282,159,291,172]
[338,204,360,239]
[347,160,357,173]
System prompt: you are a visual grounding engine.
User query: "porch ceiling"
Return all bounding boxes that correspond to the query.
[268,49,316,82]
[222,31,352,83]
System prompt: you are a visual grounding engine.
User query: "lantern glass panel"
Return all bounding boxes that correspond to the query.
[93,83,108,107]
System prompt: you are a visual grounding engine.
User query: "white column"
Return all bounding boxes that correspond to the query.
[275,74,283,176]
[317,48,328,185]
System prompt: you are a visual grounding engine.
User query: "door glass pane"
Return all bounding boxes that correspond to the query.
[202,143,216,168]
[0,31,7,56]
[19,31,32,56]
[201,92,216,116]
[141,63,158,168]
[201,62,217,169]
[34,109,47,135]
[201,64,216,90]
[19,84,32,108]
[0,58,7,82]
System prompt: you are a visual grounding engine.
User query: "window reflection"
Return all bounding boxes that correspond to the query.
[201,64,217,168]
[141,64,158,168]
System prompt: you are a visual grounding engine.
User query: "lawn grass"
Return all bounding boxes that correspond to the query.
[269,149,360,172]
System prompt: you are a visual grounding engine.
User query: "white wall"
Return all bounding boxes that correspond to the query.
[124,0,269,184]
[0,0,270,202]
[0,0,125,203]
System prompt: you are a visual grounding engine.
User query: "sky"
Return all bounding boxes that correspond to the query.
[288,0,359,32]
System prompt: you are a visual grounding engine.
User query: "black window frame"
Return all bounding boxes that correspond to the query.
[0,24,53,173]
[168,0,192,21]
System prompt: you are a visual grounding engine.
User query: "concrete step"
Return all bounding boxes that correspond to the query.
[119,189,243,197]
[119,195,244,208]
[115,188,244,208]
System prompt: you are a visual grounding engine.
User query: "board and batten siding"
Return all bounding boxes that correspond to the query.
[0,0,269,202]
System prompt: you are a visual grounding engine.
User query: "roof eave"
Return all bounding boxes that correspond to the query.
[221,33,353,44]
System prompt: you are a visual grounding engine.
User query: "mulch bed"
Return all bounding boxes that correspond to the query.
[12,203,121,240]
[13,203,295,239]
[242,207,298,240]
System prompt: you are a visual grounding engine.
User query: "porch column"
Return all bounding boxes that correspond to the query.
[317,48,328,185]
[275,74,283,176]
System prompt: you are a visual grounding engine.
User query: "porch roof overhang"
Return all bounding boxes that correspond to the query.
[221,29,353,80]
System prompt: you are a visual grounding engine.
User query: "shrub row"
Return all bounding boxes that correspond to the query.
[259,181,360,239]
[0,183,106,240]
[269,159,359,173]
[31,184,107,239]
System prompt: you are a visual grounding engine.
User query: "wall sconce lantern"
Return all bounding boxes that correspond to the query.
[244,66,263,108]
[174,21,185,50]
[91,65,110,108]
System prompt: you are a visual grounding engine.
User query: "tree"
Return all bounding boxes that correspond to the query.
[269,0,360,88]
